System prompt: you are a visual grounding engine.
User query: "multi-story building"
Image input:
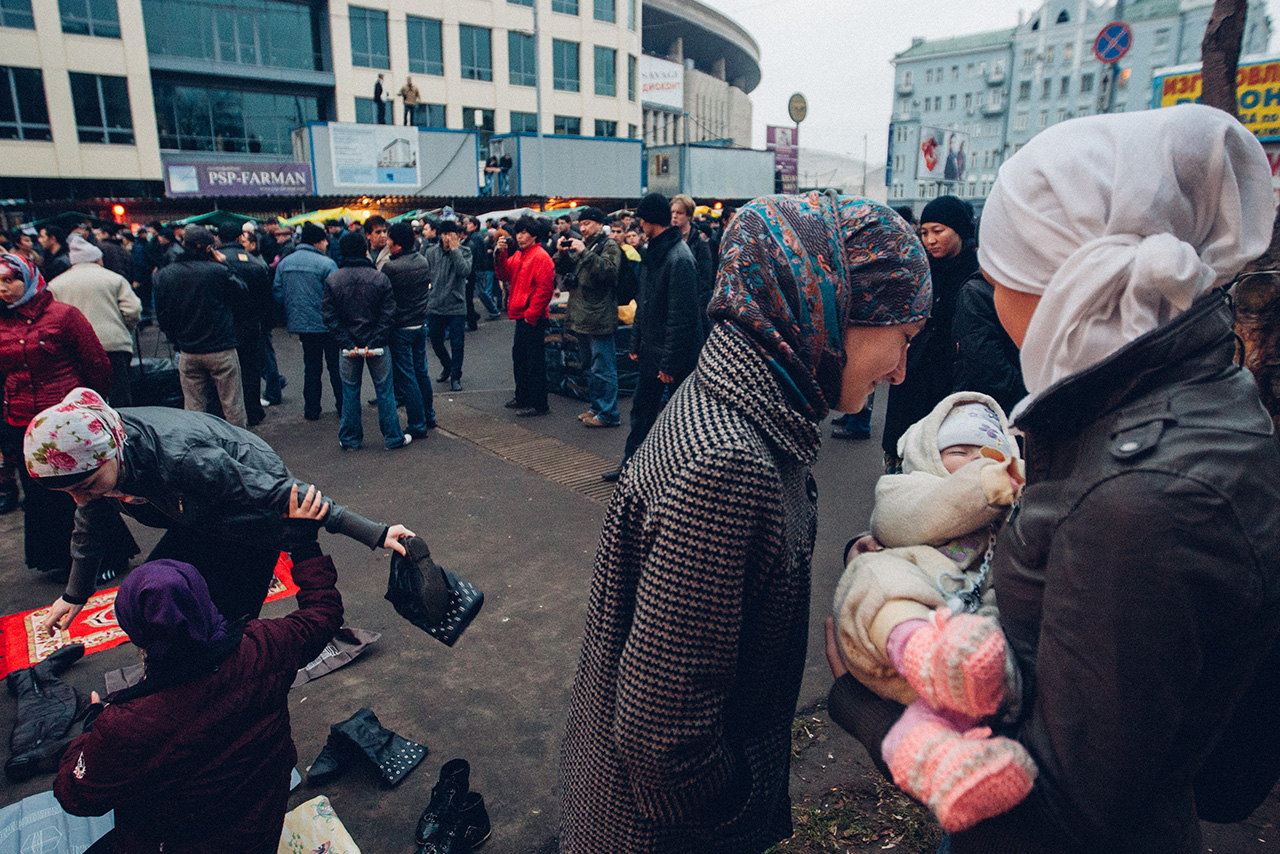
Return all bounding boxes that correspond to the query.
[639,0,758,147]
[0,0,658,201]
[887,0,1271,214]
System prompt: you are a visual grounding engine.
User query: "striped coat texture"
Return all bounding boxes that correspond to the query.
[560,325,820,853]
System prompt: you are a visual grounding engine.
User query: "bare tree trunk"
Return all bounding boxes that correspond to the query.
[1200,0,1247,117]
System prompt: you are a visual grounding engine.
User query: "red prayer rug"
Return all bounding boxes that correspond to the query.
[0,552,298,679]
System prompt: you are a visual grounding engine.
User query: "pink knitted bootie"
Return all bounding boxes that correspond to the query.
[897,609,1008,719]
[884,715,1037,834]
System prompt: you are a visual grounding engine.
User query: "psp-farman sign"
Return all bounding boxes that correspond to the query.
[164,160,314,197]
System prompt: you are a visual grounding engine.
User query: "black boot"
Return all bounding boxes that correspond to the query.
[416,758,471,844]
[331,708,427,787]
[418,791,491,853]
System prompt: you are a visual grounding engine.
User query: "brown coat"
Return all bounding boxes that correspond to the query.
[560,325,819,853]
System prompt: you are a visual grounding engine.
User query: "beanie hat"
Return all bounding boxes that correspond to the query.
[67,234,103,265]
[636,193,671,227]
[936,402,1014,458]
[300,222,327,246]
[339,230,368,259]
[920,196,975,243]
[577,206,606,224]
[182,225,217,254]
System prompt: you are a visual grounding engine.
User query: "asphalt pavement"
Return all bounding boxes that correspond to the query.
[0,315,1274,852]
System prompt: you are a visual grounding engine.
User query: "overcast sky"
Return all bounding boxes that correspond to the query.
[695,0,1277,162]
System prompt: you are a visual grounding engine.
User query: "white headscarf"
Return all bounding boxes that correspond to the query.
[978,104,1275,409]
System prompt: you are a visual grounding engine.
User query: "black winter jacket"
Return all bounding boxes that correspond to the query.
[382,248,432,327]
[685,230,715,340]
[216,242,273,328]
[955,290,1280,853]
[951,273,1027,414]
[66,407,387,603]
[153,251,247,353]
[632,227,702,380]
[322,258,397,348]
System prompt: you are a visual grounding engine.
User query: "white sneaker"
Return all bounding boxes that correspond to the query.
[260,397,272,407]
[391,434,412,450]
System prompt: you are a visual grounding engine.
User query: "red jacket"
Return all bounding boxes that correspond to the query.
[54,555,344,854]
[0,289,111,426]
[495,242,555,323]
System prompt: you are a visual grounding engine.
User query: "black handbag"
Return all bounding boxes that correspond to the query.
[128,330,182,408]
[385,537,483,647]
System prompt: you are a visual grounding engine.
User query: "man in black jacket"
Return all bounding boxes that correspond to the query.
[38,225,71,282]
[381,222,435,437]
[322,231,408,450]
[154,226,249,428]
[603,193,701,482]
[216,222,272,427]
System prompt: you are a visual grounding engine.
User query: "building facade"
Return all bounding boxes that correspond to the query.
[0,0,653,200]
[887,0,1271,214]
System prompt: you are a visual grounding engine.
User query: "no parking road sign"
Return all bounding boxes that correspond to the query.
[1094,22,1133,64]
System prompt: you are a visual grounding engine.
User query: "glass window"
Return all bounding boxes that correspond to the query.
[142,0,319,71]
[511,110,537,132]
[349,6,388,68]
[594,119,616,137]
[593,0,613,23]
[1041,78,1051,99]
[508,0,532,5]
[1018,80,1031,100]
[594,46,615,97]
[553,39,578,92]
[1063,43,1073,62]
[0,66,50,140]
[1080,72,1094,93]
[1021,48,1034,68]
[554,114,579,135]
[948,94,956,110]
[70,73,133,144]
[1038,110,1048,128]
[355,96,377,124]
[459,24,492,81]
[1014,112,1028,131]
[0,0,34,30]
[1060,75,1069,95]
[627,0,635,29]
[152,80,318,154]
[925,69,932,84]
[1044,46,1054,65]
[627,54,636,101]
[627,122,636,138]
[407,16,443,76]
[509,31,536,87]
[552,0,576,12]
[419,103,445,127]
[59,0,119,36]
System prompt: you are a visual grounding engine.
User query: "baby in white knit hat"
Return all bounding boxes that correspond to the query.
[832,391,1033,833]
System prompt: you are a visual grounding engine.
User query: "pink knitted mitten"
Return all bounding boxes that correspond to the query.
[883,709,1037,834]
[894,608,1008,719]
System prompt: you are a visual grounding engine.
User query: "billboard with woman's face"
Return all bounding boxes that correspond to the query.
[918,127,969,183]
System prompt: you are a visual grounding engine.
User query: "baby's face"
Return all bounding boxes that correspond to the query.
[940,444,984,474]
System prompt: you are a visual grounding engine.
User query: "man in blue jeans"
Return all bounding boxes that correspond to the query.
[381,222,435,437]
[552,206,621,427]
[321,231,409,450]
[424,220,472,392]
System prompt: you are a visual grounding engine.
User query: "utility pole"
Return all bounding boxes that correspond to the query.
[533,0,545,199]
[861,133,868,196]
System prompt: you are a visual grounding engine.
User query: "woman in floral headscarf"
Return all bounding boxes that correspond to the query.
[0,253,116,575]
[560,192,931,854]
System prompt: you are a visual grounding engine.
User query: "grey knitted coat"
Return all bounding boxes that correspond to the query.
[560,324,820,853]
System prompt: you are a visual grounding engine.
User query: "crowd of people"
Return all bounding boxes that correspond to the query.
[1,104,1279,854]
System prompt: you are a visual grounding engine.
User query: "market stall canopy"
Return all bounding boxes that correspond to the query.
[29,211,111,231]
[173,211,257,229]
[278,206,371,227]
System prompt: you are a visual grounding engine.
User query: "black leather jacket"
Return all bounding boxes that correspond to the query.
[960,290,1280,852]
[67,407,386,603]
[321,258,397,349]
[632,226,702,380]
[153,251,247,354]
[381,248,432,327]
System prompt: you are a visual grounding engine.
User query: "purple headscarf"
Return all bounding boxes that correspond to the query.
[114,560,230,665]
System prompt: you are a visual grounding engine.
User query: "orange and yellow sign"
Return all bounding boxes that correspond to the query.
[1153,57,1280,141]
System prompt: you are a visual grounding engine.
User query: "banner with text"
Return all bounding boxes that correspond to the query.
[164,160,312,197]
[328,123,420,189]
[1152,55,1280,142]
[641,55,684,112]
[766,125,798,194]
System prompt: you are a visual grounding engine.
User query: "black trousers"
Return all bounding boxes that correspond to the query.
[146,525,280,622]
[622,366,674,463]
[107,350,133,407]
[298,331,341,419]
[236,319,264,424]
[511,318,548,411]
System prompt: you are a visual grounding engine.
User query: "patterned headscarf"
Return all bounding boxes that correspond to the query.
[115,560,230,665]
[24,387,126,479]
[0,251,46,309]
[708,192,931,421]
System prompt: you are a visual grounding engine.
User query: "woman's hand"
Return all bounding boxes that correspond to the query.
[286,484,330,520]
[825,617,849,680]
[383,524,417,555]
[38,598,85,637]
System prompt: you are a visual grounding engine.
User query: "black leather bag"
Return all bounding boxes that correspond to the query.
[386,537,483,647]
[128,331,182,408]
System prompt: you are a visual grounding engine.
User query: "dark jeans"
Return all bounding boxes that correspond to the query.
[390,325,435,433]
[622,366,672,462]
[833,401,872,433]
[147,525,280,622]
[428,314,466,381]
[107,350,133,407]
[236,319,264,424]
[512,318,548,411]
[260,326,283,404]
[299,331,341,419]
[471,274,499,316]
